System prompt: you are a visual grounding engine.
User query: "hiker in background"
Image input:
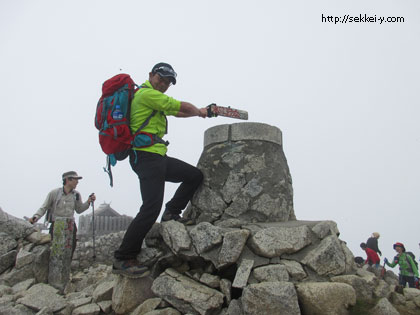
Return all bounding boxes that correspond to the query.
[113,63,207,277]
[360,242,380,268]
[366,232,382,256]
[29,171,96,256]
[384,242,419,288]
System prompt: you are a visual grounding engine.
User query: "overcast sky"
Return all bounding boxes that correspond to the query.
[1,0,419,263]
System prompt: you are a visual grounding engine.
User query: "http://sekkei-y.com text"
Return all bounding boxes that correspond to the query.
[321,14,404,25]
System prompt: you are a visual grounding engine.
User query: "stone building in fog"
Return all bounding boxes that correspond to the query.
[77,202,132,238]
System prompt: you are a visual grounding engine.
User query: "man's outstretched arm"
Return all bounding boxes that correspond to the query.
[176,102,207,118]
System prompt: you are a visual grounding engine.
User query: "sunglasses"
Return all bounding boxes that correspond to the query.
[154,66,177,78]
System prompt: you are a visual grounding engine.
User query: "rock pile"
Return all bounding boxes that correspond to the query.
[0,212,420,315]
[1,122,420,314]
[2,209,420,314]
[72,232,125,270]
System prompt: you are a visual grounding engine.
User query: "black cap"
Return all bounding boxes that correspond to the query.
[151,62,177,85]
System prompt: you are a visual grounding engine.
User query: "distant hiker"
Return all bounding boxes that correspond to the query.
[360,242,380,267]
[29,171,96,256]
[384,242,419,288]
[366,232,382,256]
[113,63,207,277]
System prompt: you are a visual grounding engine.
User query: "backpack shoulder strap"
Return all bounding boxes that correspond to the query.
[45,188,62,223]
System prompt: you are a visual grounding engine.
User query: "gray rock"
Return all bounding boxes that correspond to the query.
[390,291,406,305]
[373,279,392,299]
[15,249,35,269]
[16,283,66,312]
[296,282,356,315]
[331,274,375,300]
[237,246,270,268]
[0,250,17,274]
[0,263,34,286]
[160,221,191,254]
[72,303,100,315]
[403,287,420,301]
[92,280,114,302]
[0,207,35,240]
[220,279,232,305]
[279,259,307,280]
[144,308,181,315]
[112,275,155,314]
[199,273,220,289]
[0,232,17,256]
[301,235,346,276]
[226,299,242,315]
[311,221,339,239]
[97,300,112,314]
[242,281,300,315]
[218,229,249,267]
[31,245,50,284]
[370,297,400,315]
[35,307,54,315]
[26,231,43,245]
[189,222,223,254]
[11,278,35,294]
[0,304,36,315]
[68,296,93,310]
[0,284,12,297]
[341,240,356,274]
[252,264,289,282]
[151,268,224,315]
[130,297,162,315]
[232,259,254,289]
[221,172,247,204]
[248,225,312,258]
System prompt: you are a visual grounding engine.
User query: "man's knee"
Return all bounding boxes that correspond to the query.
[193,167,204,185]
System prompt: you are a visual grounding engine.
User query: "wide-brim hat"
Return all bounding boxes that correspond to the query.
[151,62,177,85]
[62,171,83,180]
[393,242,405,251]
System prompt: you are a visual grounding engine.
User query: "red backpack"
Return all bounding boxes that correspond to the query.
[95,73,137,156]
[95,74,149,186]
[95,74,167,186]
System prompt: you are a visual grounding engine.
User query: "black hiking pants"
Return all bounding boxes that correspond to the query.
[399,274,415,288]
[114,151,203,261]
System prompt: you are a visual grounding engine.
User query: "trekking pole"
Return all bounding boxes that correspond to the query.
[90,194,96,261]
[380,261,386,279]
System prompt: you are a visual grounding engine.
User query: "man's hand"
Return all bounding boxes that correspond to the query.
[29,217,38,224]
[198,107,207,118]
[88,193,96,204]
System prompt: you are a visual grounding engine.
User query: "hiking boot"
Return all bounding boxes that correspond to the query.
[112,259,150,278]
[161,211,194,225]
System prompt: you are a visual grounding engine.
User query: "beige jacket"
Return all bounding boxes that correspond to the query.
[33,187,90,222]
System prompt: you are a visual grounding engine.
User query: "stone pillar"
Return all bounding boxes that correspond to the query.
[185,122,295,225]
[48,217,74,293]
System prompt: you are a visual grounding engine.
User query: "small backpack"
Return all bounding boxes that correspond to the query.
[406,251,419,270]
[95,74,167,186]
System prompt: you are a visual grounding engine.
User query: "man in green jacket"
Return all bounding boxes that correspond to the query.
[113,63,208,277]
[385,242,419,288]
